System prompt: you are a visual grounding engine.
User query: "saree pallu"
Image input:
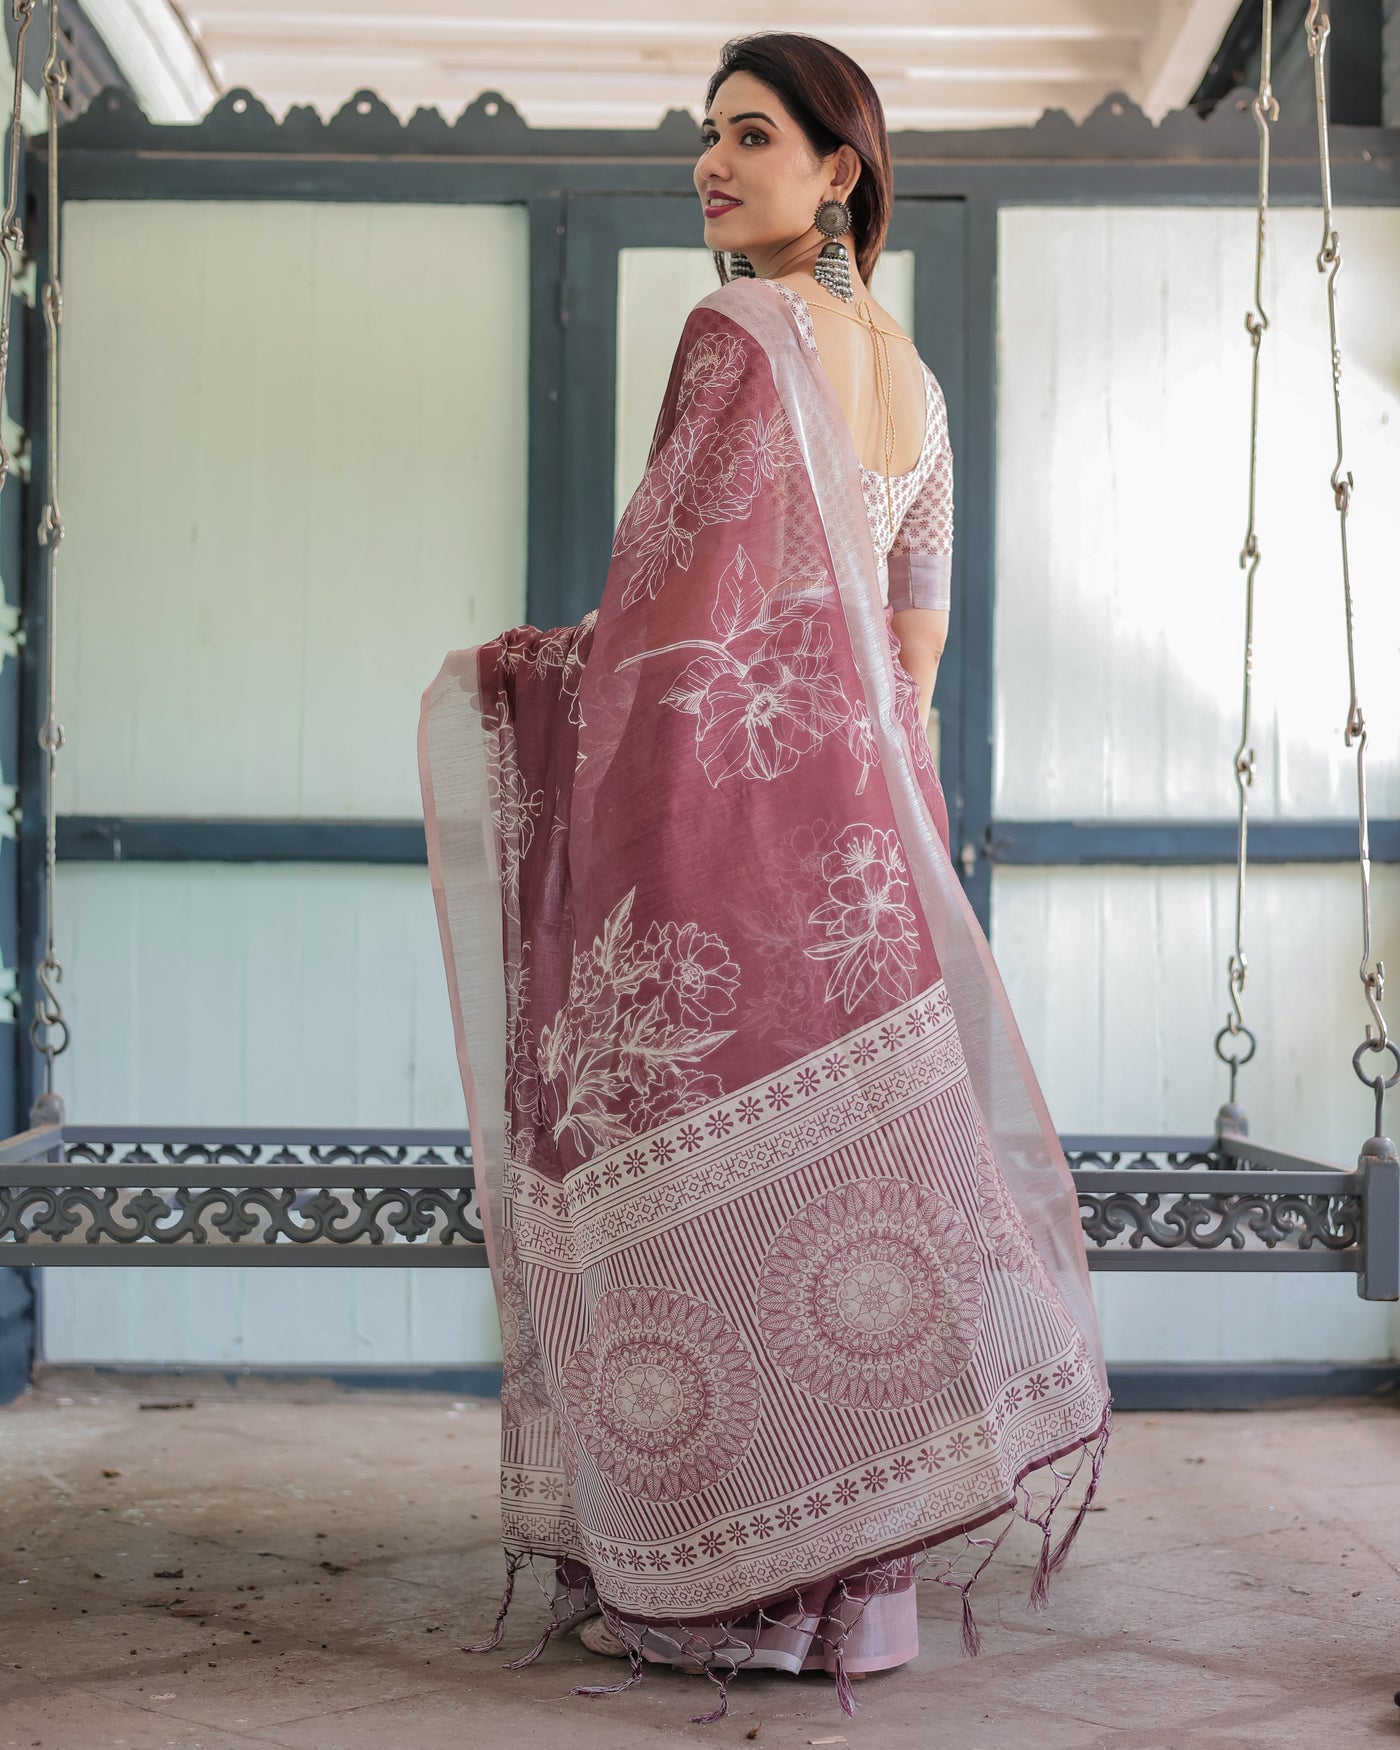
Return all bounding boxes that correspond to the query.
[420,277,1111,1723]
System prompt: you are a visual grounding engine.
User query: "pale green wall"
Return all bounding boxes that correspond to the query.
[45,200,529,1367]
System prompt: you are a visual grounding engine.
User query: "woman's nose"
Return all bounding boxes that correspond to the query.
[698,145,731,185]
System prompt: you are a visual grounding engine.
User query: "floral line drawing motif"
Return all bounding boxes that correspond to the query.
[803,822,921,1012]
[536,887,740,1159]
[508,981,959,1227]
[503,942,541,1177]
[517,1035,971,1267]
[617,544,879,796]
[485,696,544,924]
[883,618,940,781]
[610,331,802,607]
[497,612,594,729]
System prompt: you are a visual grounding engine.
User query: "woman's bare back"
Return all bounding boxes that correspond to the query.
[773,272,928,475]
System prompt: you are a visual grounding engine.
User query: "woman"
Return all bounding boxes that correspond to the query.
[420,31,1110,1725]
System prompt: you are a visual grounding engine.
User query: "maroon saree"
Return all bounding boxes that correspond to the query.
[419,277,1110,1722]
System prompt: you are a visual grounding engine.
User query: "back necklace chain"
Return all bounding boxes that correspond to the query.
[808,290,915,530]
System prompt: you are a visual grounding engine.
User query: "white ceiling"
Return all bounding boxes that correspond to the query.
[92,0,1244,130]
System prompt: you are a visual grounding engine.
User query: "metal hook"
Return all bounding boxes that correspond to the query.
[1352,1038,1400,1141]
[1214,1021,1258,1103]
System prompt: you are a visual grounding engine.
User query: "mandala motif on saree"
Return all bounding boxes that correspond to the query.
[420,277,1111,1722]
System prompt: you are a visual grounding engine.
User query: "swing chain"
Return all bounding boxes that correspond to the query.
[1215,0,1274,1104]
[1306,4,1391,1132]
[0,2,36,495]
[28,0,67,1107]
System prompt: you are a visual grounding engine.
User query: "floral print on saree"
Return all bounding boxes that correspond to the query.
[420,278,1110,1724]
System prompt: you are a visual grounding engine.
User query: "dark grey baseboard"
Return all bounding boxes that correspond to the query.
[0,1268,36,1405]
[1106,1362,1400,1410]
[19,1360,1398,1413]
[51,1361,508,1398]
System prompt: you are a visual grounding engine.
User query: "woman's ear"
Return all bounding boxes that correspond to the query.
[830,143,861,206]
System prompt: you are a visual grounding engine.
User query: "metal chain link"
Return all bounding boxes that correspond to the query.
[1214,0,1275,1103]
[0,2,36,493]
[28,0,67,1108]
[1305,4,1397,1137]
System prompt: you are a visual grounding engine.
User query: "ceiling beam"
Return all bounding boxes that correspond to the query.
[172,0,1225,132]
[186,0,1148,35]
[205,43,1140,86]
[77,0,219,121]
[1132,0,1244,116]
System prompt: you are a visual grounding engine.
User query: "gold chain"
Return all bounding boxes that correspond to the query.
[808,291,911,530]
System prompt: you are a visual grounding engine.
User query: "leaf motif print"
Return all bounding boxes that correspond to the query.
[804,824,920,1012]
[660,651,733,714]
[713,545,767,641]
[845,699,877,796]
[537,888,740,1159]
[522,614,593,727]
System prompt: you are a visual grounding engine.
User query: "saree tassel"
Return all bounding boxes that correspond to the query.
[571,1650,644,1700]
[959,1585,984,1658]
[460,1551,523,1654]
[689,1666,733,1725]
[1048,1418,1111,1578]
[832,1647,860,1717]
[1027,1520,1055,1612]
[503,1621,560,1669]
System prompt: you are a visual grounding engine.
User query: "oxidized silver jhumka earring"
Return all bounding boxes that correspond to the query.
[806,192,910,529]
[812,197,854,302]
[726,251,756,278]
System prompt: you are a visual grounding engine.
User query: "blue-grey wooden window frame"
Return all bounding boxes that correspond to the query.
[553,192,969,860]
[13,85,1400,1126]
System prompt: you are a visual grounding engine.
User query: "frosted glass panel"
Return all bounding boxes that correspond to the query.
[616,247,916,521]
[57,201,529,820]
[995,207,1400,821]
[992,861,1399,1363]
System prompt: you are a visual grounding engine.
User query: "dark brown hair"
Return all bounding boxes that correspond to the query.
[704,33,892,286]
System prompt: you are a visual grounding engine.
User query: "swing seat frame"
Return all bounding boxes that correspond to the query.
[1,1121,1394,1300]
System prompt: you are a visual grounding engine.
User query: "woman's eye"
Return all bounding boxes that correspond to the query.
[699,128,766,150]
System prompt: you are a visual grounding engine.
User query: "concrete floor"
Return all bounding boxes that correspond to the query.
[1,1370,1397,1749]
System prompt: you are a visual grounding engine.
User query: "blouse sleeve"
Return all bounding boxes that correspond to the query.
[886,372,953,614]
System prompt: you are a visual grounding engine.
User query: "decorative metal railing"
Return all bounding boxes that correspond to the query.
[0,1127,484,1264]
[1063,1132,1396,1299]
[0,1123,1394,1300]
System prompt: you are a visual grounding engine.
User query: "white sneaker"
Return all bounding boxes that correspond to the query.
[577,1614,630,1658]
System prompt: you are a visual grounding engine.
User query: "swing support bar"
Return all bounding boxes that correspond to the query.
[0,1124,1394,1298]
